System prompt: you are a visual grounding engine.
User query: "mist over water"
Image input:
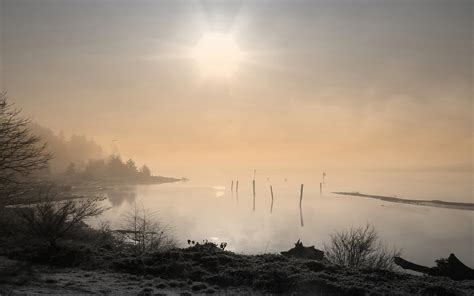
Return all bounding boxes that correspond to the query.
[97,168,473,267]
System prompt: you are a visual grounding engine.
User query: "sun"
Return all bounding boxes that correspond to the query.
[191,32,243,78]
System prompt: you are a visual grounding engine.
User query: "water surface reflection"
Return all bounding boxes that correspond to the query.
[97,171,473,267]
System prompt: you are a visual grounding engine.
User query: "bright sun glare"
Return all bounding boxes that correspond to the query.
[191,32,243,78]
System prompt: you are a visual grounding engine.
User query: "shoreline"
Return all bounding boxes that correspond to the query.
[332,192,474,211]
[5,177,189,207]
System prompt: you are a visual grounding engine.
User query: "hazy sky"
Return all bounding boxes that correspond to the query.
[1,0,472,174]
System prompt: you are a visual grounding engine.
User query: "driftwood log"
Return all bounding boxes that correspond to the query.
[281,239,324,260]
[394,254,474,280]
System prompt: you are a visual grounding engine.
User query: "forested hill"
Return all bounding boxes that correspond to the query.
[30,124,184,184]
[62,155,185,184]
[30,123,103,173]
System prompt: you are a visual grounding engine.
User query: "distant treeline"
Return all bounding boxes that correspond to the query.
[30,123,103,173]
[63,155,157,182]
[30,123,182,184]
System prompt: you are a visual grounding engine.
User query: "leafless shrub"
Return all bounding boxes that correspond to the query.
[122,203,175,254]
[324,224,401,270]
[15,197,107,248]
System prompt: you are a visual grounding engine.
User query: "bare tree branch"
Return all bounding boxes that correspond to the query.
[121,203,176,254]
[15,190,107,247]
[0,93,52,204]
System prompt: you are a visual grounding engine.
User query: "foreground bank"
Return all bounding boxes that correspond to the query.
[1,240,473,295]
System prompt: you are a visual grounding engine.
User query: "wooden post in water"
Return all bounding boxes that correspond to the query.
[252,179,256,212]
[320,182,322,195]
[270,185,274,213]
[299,184,304,207]
[231,180,234,193]
[299,184,304,227]
[236,180,239,203]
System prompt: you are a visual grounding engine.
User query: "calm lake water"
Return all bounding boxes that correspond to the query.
[96,170,473,267]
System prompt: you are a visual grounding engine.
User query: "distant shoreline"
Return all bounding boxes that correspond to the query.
[64,175,188,188]
[6,176,189,206]
[63,176,189,196]
[332,192,474,211]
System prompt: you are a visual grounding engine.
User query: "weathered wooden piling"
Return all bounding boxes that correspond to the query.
[299,184,304,207]
[320,182,322,195]
[236,180,239,203]
[299,184,304,227]
[231,180,234,193]
[270,185,274,213]
[252,179,256,212]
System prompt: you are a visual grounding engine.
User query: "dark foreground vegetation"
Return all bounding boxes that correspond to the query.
[1,223,473,295]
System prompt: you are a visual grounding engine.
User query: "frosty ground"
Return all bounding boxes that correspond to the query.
[1,242,473,296]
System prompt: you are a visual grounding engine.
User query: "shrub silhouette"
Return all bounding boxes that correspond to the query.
[122,203,175,254]
[324,224,400,270]
[15,195,106,248]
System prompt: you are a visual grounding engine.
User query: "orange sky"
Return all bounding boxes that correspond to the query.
[1,0,472,174]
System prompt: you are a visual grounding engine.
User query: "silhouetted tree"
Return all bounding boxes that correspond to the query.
[139,165,151,178]
[82,159,107,180]
[126,159,137,177]
[74,155,153,181]
[107,155,127,179]
[0,93,52,204]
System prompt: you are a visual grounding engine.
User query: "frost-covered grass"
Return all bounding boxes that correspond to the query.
[1,243,473,295]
